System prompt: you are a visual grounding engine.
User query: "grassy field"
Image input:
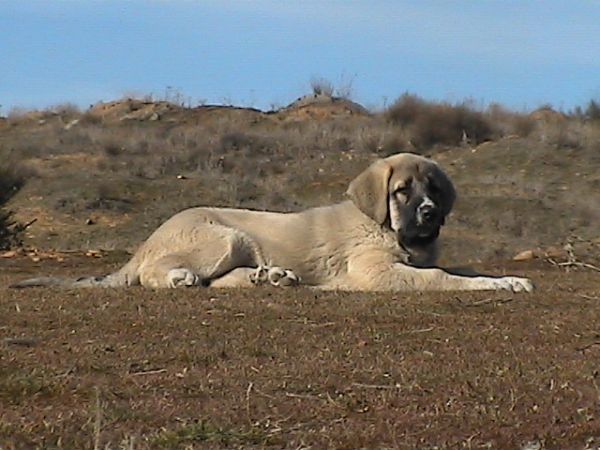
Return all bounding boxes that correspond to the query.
[1,94,600,448]
[1,256,599,449]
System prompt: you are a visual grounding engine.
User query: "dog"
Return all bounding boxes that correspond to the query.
[12,153,534,292]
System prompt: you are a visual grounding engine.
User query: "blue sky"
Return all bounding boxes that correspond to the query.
[1,1,599,114]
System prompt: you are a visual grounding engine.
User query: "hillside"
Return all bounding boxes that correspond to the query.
[1,95,599,265]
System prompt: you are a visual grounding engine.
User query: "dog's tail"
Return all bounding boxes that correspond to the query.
[10,267,138,289]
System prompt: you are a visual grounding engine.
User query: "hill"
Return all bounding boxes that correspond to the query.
[1,95,599,265]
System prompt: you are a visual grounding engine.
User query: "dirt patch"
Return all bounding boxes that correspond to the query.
[278,93,371,121]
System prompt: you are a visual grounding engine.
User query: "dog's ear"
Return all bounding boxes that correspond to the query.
[346,159,393,224]
[433,165,456,219]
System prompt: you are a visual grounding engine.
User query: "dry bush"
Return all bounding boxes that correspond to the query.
[384,92,424,126]
[86,183,135,213]
[585,99,600,121]
[572,99,600,122]
[414,102,493,148]
[358,129,411,156]
[385,93,495,148]
[4,103,83,129]
[6,107,30,120]
[47,102,81,118]
[310,76,335,97]
[486,102,536,137]
[546,124,583,149]
[16,115,373,215]
[78,110,104,126]
[530,111,583,149]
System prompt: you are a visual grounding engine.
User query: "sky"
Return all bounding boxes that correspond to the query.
[1,1,599,114]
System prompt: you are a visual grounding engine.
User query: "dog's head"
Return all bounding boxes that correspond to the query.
[346,153,456,247]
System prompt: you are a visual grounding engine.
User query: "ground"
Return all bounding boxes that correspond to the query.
[1,98,600,449]
[1,255,600,449]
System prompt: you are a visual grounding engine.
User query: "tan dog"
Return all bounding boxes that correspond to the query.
[13,153,534,292]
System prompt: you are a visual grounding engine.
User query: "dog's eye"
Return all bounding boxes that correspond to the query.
[394,185,412,196]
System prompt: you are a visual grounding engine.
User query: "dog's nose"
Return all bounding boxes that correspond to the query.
[418,204,438,223]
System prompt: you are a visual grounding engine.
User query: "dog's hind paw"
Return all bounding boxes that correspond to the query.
[250,266,270,285]
[167,268,201,288]
[267,267,300,287]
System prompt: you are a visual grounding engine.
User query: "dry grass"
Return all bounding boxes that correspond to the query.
[2,94,600,262]
[2,94,600,448]
[384,93,541,149]
[1,257,600,449]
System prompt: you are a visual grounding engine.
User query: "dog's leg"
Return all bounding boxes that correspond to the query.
[139,255,202,288]
[137,223,301,289]
[342,251,534,292]
[138,226,275,288]
[249,265,270,284]
[139,242,242,288]
[210,268,259,288]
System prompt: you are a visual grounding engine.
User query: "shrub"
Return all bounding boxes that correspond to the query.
[310,77,335,97]
[385,93,425,126]
[385,93,495,148]
[486,103,536,138]
[585,99,600,121]
[0,166,27,249]
[570,99,600,122]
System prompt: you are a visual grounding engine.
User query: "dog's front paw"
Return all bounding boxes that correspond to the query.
[476,276,535,292]
[497,276,535,293]
[249,266,299,287]
[167,268,200,288]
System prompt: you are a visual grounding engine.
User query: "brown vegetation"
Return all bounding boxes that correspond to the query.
[2,92,599,262]
[1,256,600,449]
[1,92,600,448]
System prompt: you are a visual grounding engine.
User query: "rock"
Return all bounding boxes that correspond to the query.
[513,250,535,261]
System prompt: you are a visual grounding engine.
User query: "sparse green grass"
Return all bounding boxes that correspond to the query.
[0,370,61,405]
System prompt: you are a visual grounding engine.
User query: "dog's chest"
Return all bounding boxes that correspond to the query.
[358,225,411,264]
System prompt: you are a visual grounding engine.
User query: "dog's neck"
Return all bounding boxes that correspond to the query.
[400,227,440,248]
[397,228,440,267]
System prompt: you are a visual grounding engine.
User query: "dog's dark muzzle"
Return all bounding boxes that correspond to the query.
[400,203,444,247]
[417,204,441,226]
[401,225,440,247]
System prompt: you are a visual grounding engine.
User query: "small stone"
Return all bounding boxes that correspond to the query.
[513,250,535,261]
